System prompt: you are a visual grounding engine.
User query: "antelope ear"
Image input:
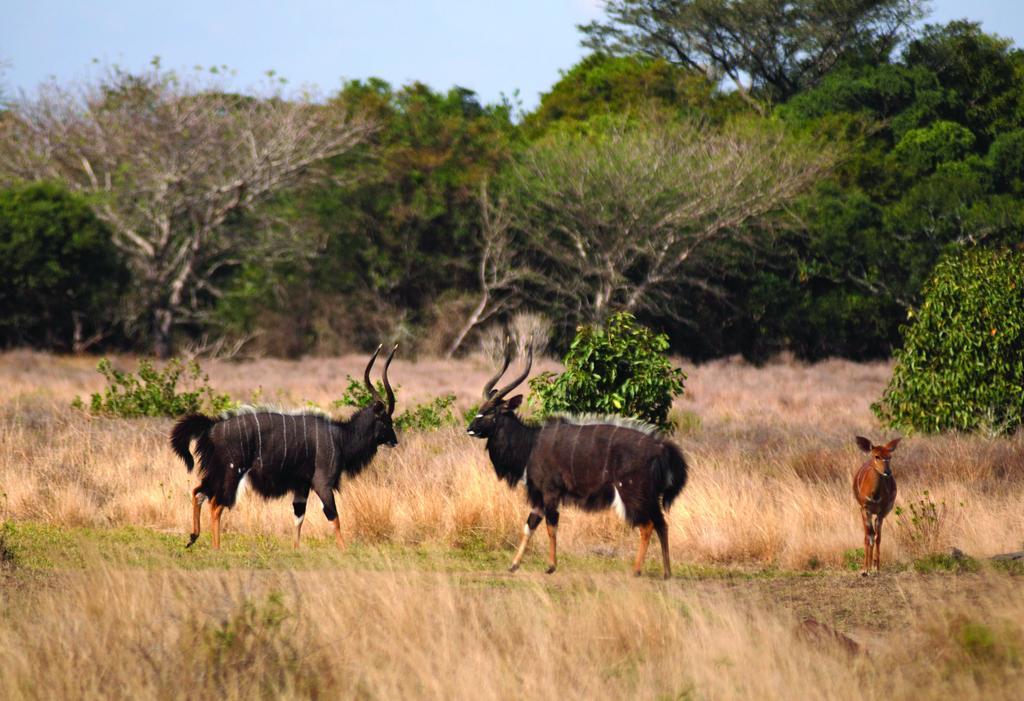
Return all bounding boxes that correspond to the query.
[884,437,901,452]
[506,395,524,411]
[855,436,872,452]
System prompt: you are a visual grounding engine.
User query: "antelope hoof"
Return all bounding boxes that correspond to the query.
[860,569,869,577]
[185,533,198,548]
[663,571,672,580]
[508,563,520,573]
[545,565,556,575]
[633,569,642,577]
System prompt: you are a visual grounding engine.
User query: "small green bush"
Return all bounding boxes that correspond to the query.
[529,312,685,430]
[331,376,457,432]
[331,375,389,411]
[395,394,458,432]
[843,547,865,571]
[893,491,957,556]
[72,358,236,418]
[873,248,1024,434]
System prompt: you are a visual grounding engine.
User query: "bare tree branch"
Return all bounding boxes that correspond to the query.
[445,182,535,358]
[0,64,377,356]
[504,113,833,329]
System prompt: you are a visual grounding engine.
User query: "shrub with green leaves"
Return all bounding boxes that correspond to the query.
[873,248,1024,434]
[73,358,236,418]
[394,394,458,432]
[331,376,457,432]
[529,312,685,430]
[331,375,388,411]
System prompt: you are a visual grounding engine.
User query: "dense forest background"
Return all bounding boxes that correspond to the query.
[1,1,1022,361]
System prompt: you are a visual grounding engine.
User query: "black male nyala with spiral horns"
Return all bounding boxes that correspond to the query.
[467,344,688,578]
[170,344,399,550]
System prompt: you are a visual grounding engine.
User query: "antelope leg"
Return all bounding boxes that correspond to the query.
[653,512,671,579]
[187,485,206,548]
[509,510,542,572]
[210,497,224,550]
[544,507,559,574]
[873,516,884,571]
[292,491,309,549]
[634,522,654,576]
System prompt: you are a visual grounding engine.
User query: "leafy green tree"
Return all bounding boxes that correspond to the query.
[873,249,1024,435]
[581,0,928,105]
[987,129,1024,193]
[903,21,1024,143]
[0,182,127,350]
[524,53,744,134]
[530,312,685,430]
[757,21,1024,360]
[889,121,976,179]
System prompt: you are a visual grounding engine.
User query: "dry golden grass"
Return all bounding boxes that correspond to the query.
[1,562,1023,700]
[1,350,1023,700]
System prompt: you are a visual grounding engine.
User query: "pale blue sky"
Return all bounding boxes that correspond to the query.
[2,1,1021,109]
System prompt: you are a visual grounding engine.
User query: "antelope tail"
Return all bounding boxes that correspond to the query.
[657,442,689,511]
[170,414,216,472]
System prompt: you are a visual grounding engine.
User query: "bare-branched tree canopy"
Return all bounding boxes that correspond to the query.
[444,183,535,358]
[503,113,833,328]
[0,63,377,357]
[581,0,929,105]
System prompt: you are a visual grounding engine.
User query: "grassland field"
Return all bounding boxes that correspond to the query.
[0,350,1022,700]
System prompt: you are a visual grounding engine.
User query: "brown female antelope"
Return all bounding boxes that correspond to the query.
[853,436,900,574]
[466,344,688,578]
[170,345,398,550]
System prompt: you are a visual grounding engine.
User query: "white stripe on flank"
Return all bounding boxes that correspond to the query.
[314,418,320,462]
[601,425,619,478]
[569,424,582,475]
[236,415,246,464]
[254,414,263,462]
[281,413,288,462]
[611,486,627,521]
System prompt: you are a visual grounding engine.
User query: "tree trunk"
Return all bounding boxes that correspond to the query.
[153,307,174,359]
[71,313,106,354]
[445,292,489,359]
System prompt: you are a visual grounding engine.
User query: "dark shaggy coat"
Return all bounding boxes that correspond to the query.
[486,415,687,525]
[171,406,394,522]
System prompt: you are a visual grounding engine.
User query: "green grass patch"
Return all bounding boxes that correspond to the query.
[2,520,810,582]
[913,552,981,574]
[0,521,18,570]
[991,557,1024,575]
